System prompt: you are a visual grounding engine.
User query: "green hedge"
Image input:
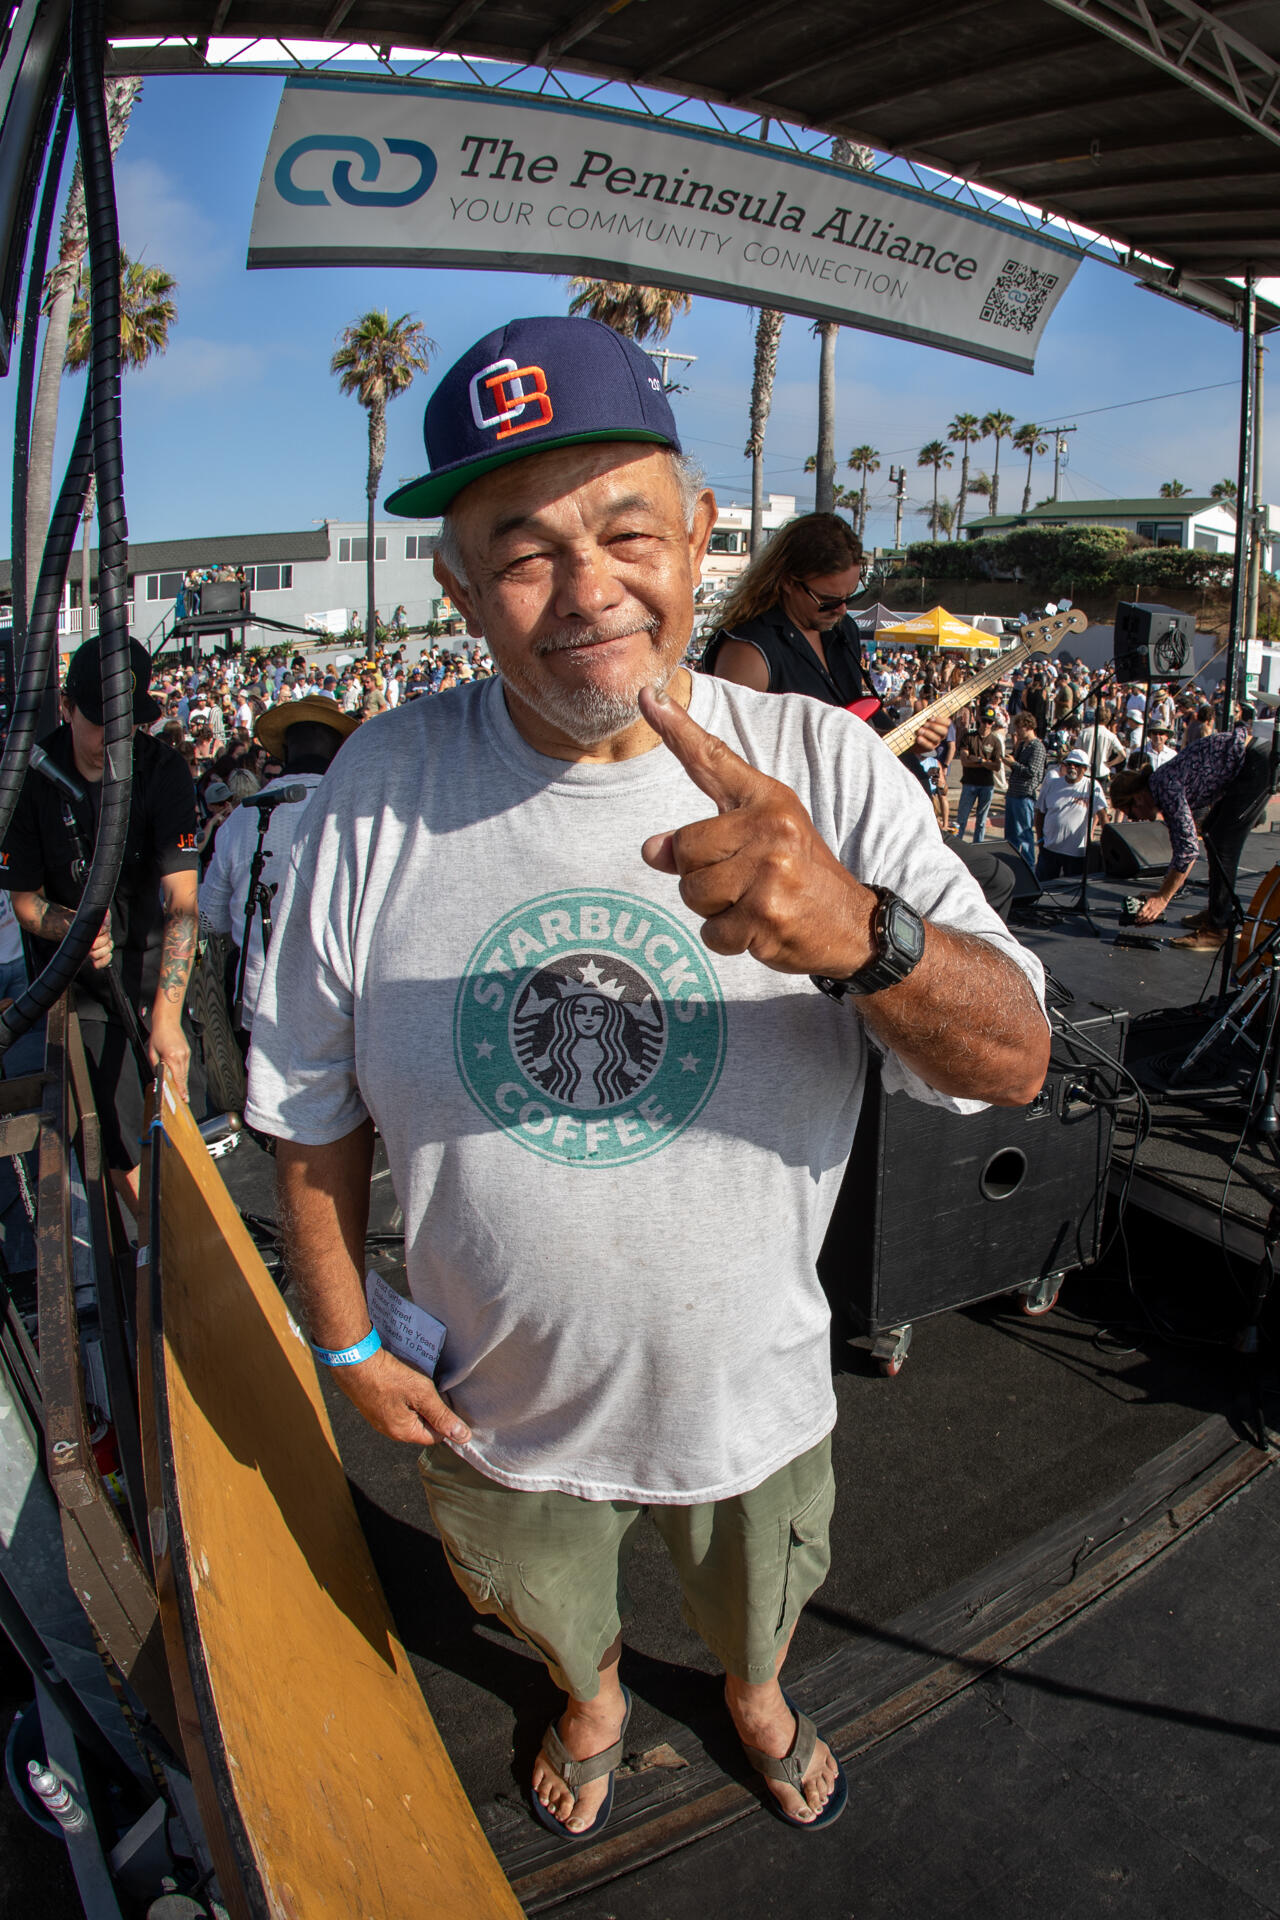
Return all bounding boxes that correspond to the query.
[901,524,1234,592]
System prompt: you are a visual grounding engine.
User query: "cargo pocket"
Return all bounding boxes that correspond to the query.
[776,1473,836,1636]
[438,1541,510,1623]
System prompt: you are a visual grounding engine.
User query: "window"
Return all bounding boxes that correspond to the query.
[708,529,745,554]
[1136,521,1184,547]
[1193,532,1218,554]
[338,536,385,563]
[405,534,433,559]
[145,572,184,600]
[244,565,292,592]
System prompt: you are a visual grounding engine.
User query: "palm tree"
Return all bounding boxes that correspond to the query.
[846,445,881,539]
[745,307,784,554]
[27,76,142,616]
[1013,423,1048,513]
[565,278,692,342]
[812,135,871,513]
[917,497,956,539]
[980,410,1015,517]
[1160,479,1189,498]
[331,310,436,659]
[947,413,983,533]
[917,440,953,535]
[1211,478,1238,502]
[64,254,178,628]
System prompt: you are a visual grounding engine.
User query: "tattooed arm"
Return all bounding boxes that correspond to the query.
[149,869,198,1102]
[9,890,114,968]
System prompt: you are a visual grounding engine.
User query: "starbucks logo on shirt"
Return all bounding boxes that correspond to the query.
[455,889,725,1167]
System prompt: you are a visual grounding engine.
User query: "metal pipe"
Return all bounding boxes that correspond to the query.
[1220,273,1256,730]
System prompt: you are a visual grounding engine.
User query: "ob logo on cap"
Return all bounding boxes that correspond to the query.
[385,316,682,519]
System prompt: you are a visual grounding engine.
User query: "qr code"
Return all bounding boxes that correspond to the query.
[979,259,1059,333]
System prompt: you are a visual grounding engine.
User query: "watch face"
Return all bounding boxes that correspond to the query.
[886,898,926,963]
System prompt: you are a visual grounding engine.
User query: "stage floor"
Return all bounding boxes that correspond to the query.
[208,829,1280,1915]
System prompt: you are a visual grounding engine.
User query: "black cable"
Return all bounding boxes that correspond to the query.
[0,0,132,1056]
[9,83,73,662]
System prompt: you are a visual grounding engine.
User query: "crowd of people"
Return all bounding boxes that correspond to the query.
[142,639,496,841]
[850,643,1268,907]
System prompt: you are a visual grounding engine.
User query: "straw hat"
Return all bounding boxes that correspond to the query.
[253,694,360,759]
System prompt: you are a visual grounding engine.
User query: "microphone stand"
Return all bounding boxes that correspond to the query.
[1025,664,1116,935]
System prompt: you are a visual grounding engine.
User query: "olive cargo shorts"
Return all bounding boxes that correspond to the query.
[418,1436,834,1698]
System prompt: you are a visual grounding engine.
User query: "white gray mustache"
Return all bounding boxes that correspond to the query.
[533,616,661,658]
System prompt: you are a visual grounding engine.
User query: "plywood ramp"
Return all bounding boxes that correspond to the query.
[137,1075,524,1920]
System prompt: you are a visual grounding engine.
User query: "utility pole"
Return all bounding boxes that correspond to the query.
[888,464,908,548]
[647,347,696,394]
[1245,336,1265,654]
[1039,424,1077,501]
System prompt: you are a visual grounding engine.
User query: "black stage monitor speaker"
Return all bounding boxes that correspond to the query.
[818,1011,1128,1360]
[200,581,244,616]
[1099,819,1172,879]
[985,837,1041,905]
[1113,601,1195,683]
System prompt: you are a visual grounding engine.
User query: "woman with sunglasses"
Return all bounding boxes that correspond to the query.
[702,513,875,707]
[702,513,1014,921]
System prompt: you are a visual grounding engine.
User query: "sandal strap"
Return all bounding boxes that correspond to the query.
[539,1721,625,1797]
[741,1707,818,1794]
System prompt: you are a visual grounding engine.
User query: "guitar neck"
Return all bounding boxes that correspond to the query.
[881,643,1030,756]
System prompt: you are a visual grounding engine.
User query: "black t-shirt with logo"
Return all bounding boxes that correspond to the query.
[0,724,198,1016]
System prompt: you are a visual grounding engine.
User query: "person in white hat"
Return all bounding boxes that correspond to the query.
[1035,748,1110,882]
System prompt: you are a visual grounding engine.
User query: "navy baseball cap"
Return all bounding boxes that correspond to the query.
[384,315,682,518]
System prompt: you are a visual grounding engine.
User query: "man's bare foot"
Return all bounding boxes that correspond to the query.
[531,1680,629,1835]
[725,1678,839,1825]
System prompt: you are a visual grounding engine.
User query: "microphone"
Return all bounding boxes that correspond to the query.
[239,783,309,813]
[29,744,86,807]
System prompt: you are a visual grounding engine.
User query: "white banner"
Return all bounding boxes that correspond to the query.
[249,79,1080,374]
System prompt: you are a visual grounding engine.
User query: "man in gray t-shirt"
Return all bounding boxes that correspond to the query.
[247,317,1049,1841]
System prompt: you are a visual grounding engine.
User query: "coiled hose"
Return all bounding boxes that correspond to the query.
[0,0,133,1056]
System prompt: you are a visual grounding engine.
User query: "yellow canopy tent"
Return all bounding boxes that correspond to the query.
[877,606,1001,650]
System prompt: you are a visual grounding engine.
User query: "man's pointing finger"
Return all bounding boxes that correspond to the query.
[639,685,765,813]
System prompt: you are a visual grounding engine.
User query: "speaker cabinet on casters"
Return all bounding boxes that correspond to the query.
[817,1010,1128,1376]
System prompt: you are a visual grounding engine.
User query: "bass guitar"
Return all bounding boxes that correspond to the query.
[850,606,1089,756]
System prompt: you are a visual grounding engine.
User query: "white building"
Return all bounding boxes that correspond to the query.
[963,494,1275,564]
[697,493,797,607]
[0,517,447,653]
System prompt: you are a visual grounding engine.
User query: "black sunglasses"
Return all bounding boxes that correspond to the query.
[796,579,859,617]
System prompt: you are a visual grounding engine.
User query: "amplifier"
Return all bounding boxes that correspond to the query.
[199,581,244,616]
[818,1009,1128,1373]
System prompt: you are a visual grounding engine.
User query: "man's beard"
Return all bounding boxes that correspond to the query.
[497,615,683,747]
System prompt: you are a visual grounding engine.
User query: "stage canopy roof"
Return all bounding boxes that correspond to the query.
[108,0,1280,322]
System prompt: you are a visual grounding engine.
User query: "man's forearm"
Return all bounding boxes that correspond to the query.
[277,1122,376,1347]
[860,924,1049,1108]
[10,889,76,943]
[151,901,198,1023]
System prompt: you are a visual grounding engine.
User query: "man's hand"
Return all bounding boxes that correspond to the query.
[149,1006,190,1102]
[330,1345,471,1448]
[912,715,949,757]
[1133,897,1165,925]
[638,686,875,976]
[88,920,114,970]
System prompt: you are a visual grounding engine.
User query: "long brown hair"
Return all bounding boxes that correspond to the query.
[718,513,863,629]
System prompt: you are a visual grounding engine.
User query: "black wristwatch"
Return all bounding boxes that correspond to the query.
[811,887,926,1000]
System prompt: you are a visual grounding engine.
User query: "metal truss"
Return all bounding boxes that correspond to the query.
[1042,0,1280,149]
[108,35,1155,269]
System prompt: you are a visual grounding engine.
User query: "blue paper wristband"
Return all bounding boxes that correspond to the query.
[311,1327,382,1368]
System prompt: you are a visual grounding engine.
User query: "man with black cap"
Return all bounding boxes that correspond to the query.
[246,317,1049,1840]
[0,636,200,1214]
[201,695,358,1035]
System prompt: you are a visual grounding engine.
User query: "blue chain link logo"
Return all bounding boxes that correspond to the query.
[274,135,437,208]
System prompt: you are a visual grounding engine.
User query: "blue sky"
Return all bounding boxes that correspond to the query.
[2,65,1273,556]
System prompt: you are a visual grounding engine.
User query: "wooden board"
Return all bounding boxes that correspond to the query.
[137,1071,523,1920]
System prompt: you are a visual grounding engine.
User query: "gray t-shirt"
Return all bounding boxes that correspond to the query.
[246,675,1045,1504]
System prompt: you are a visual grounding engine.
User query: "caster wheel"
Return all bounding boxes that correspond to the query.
[1021,1288,1060,1318]
[878,1354,906,1377]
